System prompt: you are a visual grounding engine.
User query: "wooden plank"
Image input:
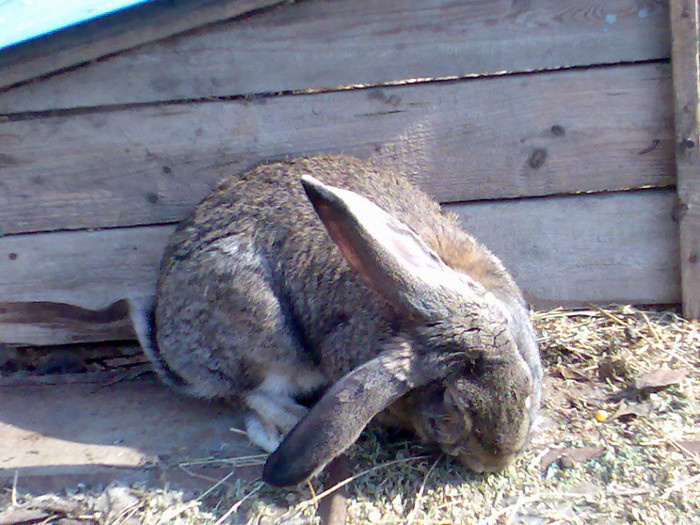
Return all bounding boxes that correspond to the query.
[0,0,671,113]
[0,0,286,91]
[670,0,700,319]
[0,225,171,345]
[0,63,674,236]
[453,190,681,308]
[0,190,680,345]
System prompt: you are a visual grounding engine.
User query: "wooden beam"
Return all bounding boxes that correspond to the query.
[670,0,700,319]
[0,190,680,345]
[0,63,675,236]
[0,0,286,91]
[0,0,671,112]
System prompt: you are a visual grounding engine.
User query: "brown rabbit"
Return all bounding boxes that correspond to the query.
[130,154,542,487]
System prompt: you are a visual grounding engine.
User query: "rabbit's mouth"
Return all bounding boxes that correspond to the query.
[447,435,519,473]
[459,449,516,473]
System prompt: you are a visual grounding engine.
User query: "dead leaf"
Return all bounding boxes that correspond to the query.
[564,446,605,463]
[539,448,562,469]
[555,365,589,382]
[561,381,605,408]
[610,400,652,421]
[678,440,700,456]
[540,445,605,469]
[0,507,49,525]
[634,367,689,391]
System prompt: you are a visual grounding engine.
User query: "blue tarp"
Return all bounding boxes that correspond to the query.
[0,0,152,50]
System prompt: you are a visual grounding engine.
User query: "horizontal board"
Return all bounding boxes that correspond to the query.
[453,190,681,308]
[0,190,680,345]
[0,0,671,112]
[0,225,171,344]
[0,63,674,236]
[0,0,285,91]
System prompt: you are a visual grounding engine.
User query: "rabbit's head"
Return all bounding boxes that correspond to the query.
[263,176,540,487]
[400,346,536,473]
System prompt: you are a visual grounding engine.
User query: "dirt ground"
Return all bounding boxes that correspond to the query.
[1,305,698,524]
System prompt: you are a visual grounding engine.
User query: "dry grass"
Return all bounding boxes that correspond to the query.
[2,305,698,524]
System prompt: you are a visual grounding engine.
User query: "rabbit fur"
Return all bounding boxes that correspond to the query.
[130,154,542,487]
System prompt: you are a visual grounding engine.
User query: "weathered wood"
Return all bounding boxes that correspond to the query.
[669,0,700,319]
[0,225,171,344]
[0,63,674,236]
[0,225,170,309]
[0,0,286,91]
[0,0,671,113]
[0,301,136,345]
[452,190,680,308]
[0,190,680,345]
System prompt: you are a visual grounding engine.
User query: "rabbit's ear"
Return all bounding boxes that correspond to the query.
[301,176,483,320]
[263,343,443,487]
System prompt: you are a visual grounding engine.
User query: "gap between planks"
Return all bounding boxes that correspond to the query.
[0,189,681,345]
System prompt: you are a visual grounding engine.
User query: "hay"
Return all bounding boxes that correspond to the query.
[2,305,698,524]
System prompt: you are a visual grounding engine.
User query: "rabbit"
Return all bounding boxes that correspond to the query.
[129,154,542,487]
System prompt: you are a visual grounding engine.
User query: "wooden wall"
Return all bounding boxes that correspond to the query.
[670,0,700,319]
[0,0,686,345]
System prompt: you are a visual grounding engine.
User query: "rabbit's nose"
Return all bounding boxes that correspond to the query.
[458,446,516,473]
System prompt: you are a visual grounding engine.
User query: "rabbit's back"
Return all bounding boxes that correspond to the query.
[158,155,520,380]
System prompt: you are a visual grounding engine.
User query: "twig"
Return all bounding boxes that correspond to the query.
[662,472,700,498]
[505,494,527,525]
[109,502,142,525]
[479,492,596,525]
[178,465,226,484]
[155,501,200,525]
[479,494,540,525]
[640,311,664,346]
[229,426,249,437]
[212,482,263,525]
[287,455,428,518]
[609,487,654,497]
[11,470,18,506]
[307,479,318,508]
[646,423,700,467]
[529,446,561,471]
[589,304,660,351]
[405,455,441,524]
[179,454,266,468]
[197,470,237,500]
[586,304,628,327]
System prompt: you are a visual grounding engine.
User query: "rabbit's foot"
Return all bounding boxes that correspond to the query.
[244,392,308,453]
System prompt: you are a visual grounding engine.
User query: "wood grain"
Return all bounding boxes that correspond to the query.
[0,0,671,113]
[670,0,700,319]
[452,190,680,308]
[0,63,675,236]
[0,0,286,91]
[0,190,680,345]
